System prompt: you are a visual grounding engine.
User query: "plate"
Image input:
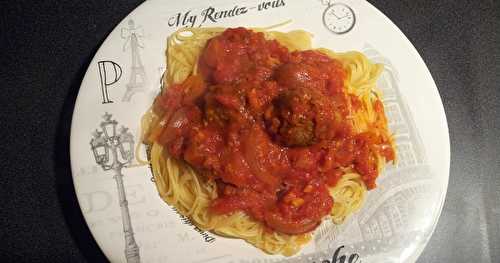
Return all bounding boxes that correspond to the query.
[70,0,450,262]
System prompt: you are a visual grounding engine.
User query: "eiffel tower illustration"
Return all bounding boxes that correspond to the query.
[121,19,148,102]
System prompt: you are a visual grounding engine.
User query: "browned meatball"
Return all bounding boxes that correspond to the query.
[265,88,318,147]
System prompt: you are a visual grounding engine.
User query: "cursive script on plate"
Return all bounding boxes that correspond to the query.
[314,246,361,263]
[167,0,287,28]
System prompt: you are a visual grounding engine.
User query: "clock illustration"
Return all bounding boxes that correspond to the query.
[323,3,356,34]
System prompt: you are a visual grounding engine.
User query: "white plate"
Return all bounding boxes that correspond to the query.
[70,0,450,262]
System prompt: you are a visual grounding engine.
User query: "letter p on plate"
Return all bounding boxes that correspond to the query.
[98,61,123,104]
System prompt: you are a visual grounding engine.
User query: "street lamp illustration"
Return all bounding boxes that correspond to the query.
[90,112,140,263]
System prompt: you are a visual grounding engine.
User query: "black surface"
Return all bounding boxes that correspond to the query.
[0,0,499,262]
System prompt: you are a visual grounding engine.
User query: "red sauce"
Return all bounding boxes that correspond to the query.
[154,28,394,234]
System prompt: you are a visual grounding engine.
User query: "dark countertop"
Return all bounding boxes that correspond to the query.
[0,0,499,262]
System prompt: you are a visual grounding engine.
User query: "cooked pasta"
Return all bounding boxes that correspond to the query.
[140,25,395,256]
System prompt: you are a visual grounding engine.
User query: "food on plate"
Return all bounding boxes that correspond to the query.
[141,26,395,255]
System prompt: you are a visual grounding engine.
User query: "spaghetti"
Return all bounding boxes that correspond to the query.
[141,26,395,256]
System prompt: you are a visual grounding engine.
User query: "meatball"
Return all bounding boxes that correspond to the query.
[275,63,321,89]
[265,88,318,147]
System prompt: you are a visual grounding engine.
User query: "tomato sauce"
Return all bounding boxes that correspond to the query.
[155,28,394,234]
